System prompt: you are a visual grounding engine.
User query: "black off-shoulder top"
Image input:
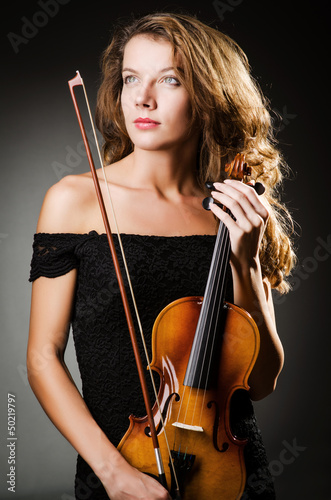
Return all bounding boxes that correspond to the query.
[29,231,275,499]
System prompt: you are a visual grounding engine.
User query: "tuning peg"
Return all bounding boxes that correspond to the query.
[202,196,213,211]
[205,181,215,190]
[253,182,265,195]
[206,179,265,196]
[202,196,224,211]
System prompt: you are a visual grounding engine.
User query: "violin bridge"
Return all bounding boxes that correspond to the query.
[172,422,204,432]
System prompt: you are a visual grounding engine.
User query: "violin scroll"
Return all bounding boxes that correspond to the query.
[203,153,265,211]
[224,152,251,180]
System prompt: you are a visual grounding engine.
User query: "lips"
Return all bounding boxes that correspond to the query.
[133,117,160,129]
[134,117,160,124]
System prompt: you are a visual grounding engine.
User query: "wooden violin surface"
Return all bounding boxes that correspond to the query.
[118,296,259,499]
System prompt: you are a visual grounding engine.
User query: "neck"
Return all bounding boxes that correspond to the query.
[124,142,201,200]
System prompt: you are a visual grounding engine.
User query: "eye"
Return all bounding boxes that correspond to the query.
[124,75,138,84]
[162,76,180,86]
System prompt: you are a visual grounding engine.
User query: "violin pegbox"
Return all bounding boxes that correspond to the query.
[224,153,251,181]
[203,153,265,211]
[224,153,265,194]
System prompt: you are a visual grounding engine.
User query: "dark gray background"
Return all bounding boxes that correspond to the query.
[1,0,329,498]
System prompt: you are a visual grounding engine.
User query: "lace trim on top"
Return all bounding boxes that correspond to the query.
[29,232,82,281]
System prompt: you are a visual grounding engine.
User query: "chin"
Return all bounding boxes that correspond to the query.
[132,138,175,151]
[131,134,191,153]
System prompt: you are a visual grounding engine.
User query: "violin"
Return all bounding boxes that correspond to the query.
[69,73,260,499]
[117,154,260,499]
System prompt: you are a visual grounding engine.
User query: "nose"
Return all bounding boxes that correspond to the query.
[135,82,157,109]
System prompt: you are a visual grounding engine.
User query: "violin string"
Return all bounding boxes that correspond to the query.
[80,76,180,491]
[189,230,222,407]
[176,295,212,430]
[186,243,219,428]
[183,218,230,433]
[194,222,228,427]
[178,221,228,434]
[198,227,230,428]
[172,383,187,449]
[166,233,225,444]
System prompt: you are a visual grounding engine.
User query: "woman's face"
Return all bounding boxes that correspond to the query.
[121,35,196,153]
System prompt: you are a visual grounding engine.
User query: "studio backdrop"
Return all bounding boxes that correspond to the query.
[1,1,329,499]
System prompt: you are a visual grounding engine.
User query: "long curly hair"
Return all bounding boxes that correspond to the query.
[95,12,296,293]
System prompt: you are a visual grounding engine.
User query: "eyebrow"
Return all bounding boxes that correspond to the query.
[122,66,180,74]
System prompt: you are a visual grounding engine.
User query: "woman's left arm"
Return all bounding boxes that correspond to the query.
[210,179,284,401]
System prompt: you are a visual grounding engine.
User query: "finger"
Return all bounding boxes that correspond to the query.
[210,200,238,232]
[214,180,269,222]
[211,187,267,233]
[211,190,244,221]
[212,184,254,221]
[211,191,262,235]
[223,179,267,211]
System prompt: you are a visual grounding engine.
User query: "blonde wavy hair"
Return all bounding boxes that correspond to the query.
[96,12,296,293]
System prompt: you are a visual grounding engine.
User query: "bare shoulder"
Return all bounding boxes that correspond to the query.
[36,173,94,233]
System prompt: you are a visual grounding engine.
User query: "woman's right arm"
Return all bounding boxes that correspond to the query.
[27,177,170,500]
[28,270,121,477]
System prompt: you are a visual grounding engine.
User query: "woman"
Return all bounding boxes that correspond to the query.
[27,12,295,500]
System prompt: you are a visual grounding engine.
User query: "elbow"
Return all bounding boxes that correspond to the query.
[249,342,284,401]
[249,357,284,401]
[26,344,61,393]
[26,349,42,394]
[249,376,279,401]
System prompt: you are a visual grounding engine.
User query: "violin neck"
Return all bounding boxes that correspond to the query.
[184,222,230,389]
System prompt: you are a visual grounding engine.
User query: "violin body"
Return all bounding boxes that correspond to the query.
[118,296,260,499]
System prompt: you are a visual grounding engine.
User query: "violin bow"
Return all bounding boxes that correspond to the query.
[68,71,181,498]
